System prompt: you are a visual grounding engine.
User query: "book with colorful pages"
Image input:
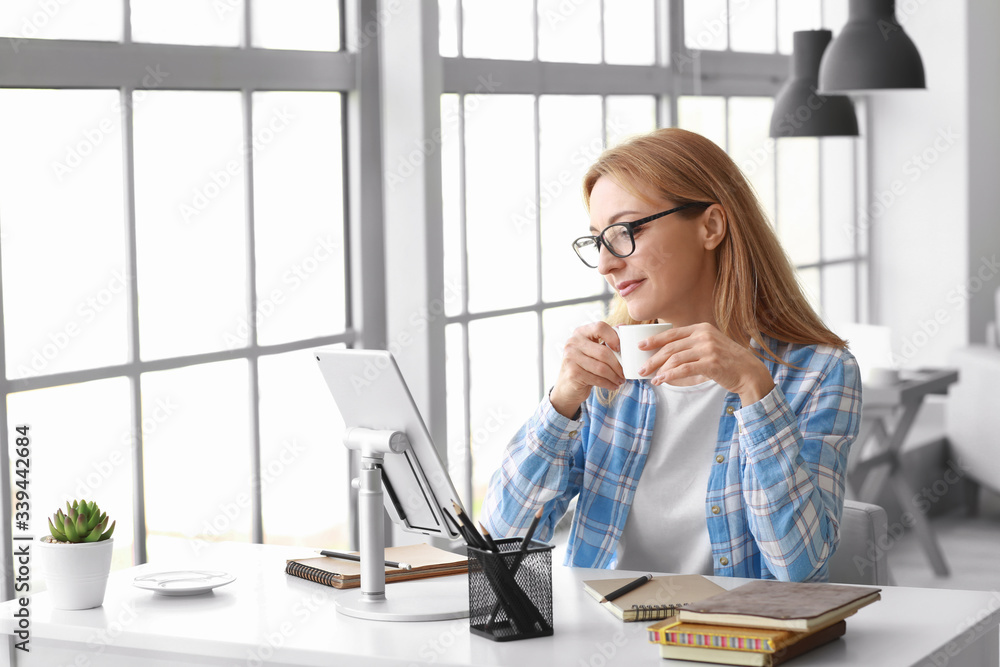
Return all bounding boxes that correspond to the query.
[652,620,847,666]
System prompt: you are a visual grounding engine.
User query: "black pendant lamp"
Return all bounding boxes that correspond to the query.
[818,0,925,93]
[769,30,859,138]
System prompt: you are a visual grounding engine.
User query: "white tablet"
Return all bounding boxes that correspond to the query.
[314,348,464,540]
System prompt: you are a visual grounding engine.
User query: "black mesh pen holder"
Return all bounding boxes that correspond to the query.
[467,538,554,642]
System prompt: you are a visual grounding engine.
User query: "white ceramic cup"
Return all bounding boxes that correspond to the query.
[612,323,673,380]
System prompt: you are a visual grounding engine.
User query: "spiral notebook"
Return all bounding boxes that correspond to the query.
[285,543,467,590]
[582,574,726,622]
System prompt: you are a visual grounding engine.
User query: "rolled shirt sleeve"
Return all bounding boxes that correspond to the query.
[480,393,585,543]
[733,349,862,581]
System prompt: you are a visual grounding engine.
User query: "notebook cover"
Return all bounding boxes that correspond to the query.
[582,574,726,622]
[678,580,880,630]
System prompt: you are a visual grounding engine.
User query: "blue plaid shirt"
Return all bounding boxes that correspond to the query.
[481,337,862,582]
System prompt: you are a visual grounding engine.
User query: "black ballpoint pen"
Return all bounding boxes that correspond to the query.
[317,550,412,570]
[599,574,652,604]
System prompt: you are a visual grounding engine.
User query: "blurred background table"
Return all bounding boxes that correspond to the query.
[849,368,959,577]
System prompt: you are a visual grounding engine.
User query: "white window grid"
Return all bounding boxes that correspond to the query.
[0,0,389,600]
[437,0,868,507]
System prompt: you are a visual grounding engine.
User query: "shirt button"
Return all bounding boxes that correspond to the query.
[719,556,729,566]
[568,430,578,437]
[715,454,724,463]
[711,505,721,515]
[726,406,735,415]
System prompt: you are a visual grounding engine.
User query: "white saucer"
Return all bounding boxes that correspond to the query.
[133,570,236,596]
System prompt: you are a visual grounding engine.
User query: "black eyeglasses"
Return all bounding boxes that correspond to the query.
[572,202,713,268]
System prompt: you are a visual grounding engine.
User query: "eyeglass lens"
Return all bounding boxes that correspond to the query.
[574,224,634,267]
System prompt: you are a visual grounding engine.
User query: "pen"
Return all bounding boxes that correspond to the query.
[317,550,412,570]
[599,574,653,604]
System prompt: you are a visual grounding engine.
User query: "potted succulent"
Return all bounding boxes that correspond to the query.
[37,499,116,610]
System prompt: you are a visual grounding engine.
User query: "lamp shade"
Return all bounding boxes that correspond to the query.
[818,0,925,93]
[769,30,859,138]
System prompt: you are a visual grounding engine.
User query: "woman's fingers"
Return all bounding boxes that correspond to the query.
[553,322,629,404]
[639,335,697,376]
[637,324,688,350]
[594,321,622,352]
[565,345,625,388]
[650,348,703,384]
[562,328,624,385]
[578,366,624,391]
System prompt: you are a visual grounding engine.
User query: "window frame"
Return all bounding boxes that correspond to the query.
[0,0,388,600]
[426,0,868,511]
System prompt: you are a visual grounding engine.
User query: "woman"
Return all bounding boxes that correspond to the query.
[481,128,861,582]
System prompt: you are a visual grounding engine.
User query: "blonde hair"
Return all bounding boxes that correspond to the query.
[584,128,846,403]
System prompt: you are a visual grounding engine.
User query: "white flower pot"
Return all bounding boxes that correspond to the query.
[37,536,114,610]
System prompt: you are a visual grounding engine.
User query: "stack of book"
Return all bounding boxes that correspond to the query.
[647,580,881,666]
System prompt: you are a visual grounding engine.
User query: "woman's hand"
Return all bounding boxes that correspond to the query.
[637,322,775,405]
[549,321,626,419]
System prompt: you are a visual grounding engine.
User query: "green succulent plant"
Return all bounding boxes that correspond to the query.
[47,499,115,543]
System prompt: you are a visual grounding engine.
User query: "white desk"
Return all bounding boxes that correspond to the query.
[2,540,999,666]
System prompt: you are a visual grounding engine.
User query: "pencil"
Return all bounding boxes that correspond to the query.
[599,574,652,604]
[452,501,488,550]
[479,522,499,552]
[442,506,466,540]
[317,550,412,570]
[444,504,481,549]
[520,508,543,551]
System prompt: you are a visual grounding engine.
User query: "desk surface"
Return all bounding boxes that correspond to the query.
[3,541,999,666]
[862,368,959,407]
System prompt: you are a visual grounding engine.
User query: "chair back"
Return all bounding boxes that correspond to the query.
[827,499,889,586]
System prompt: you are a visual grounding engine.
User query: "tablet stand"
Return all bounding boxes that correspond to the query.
[335,427,469,621]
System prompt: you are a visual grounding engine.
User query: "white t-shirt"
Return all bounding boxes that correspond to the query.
[616,378,728,574]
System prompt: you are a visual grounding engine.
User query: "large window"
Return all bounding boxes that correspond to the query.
[0,1,363,595]
[437,0,867,513]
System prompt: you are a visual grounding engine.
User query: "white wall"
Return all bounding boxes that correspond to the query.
[868,0,969,368]
[868,0,1000,368]
[966,0,1000,346]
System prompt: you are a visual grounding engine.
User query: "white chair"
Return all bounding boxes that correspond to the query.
[946,345,1000,506]
[827,499,890,586]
